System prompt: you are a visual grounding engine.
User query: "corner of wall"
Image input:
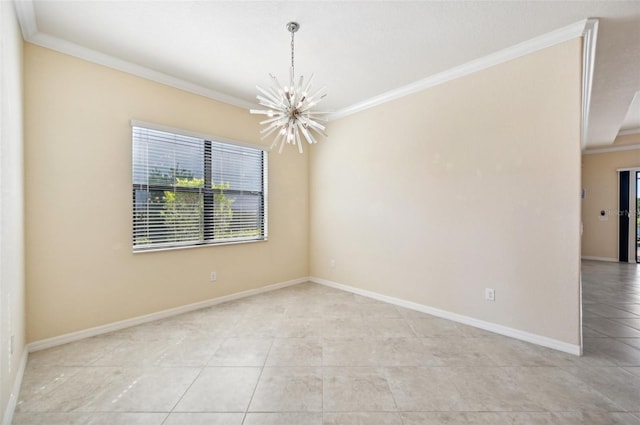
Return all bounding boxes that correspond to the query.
[0,1,27,424]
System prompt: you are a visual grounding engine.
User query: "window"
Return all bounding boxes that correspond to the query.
[132,125,267,251]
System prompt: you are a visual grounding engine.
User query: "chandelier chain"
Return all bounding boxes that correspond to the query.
[290,28,295,76]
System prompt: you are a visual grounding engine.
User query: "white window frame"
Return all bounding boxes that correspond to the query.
[131,121,268,252]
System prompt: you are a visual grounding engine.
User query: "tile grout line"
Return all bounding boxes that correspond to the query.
[382,366,407,425]
[156,330,232,424]
[13,278,640,423]
[160,365,206,424]
[240,337,275,425]
[320,336,323,421]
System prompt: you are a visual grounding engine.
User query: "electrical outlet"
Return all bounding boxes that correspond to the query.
[330,259,336,268]
[210,272,217,282]
[485,288,495,302]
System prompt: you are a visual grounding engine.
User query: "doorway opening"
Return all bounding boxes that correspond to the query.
[617,169,640,263]
[636,171,640,263]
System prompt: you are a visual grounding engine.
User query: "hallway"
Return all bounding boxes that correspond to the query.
[582,260,640,364]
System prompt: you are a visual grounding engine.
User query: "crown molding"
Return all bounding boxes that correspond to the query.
[581,19,599,150]
[13,0,36,40]
[329,19,596,121]
[13,1,598,125]
[12,0,255,110]
[583,143,640,155]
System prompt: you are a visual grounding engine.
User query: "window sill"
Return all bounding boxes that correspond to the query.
[132,237,268,254]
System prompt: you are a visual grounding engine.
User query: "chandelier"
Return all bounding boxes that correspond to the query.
[250,22,327,153]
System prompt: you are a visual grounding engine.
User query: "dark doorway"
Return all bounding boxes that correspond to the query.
[620,171,630,262]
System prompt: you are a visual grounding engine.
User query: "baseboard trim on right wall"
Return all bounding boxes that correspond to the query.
[310,276,581,356]
[581,256,618,262]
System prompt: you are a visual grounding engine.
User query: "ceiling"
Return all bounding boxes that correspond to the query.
[13,1,640,148]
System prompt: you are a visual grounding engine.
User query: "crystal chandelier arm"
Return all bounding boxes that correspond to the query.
[305,112,329,122]
[297,90,327,113]
[278,131,287,153]
[271,129,285,151]
[260,125,281,140]
[296,75,304,96]
[304,118,328,136]
[259,115,286,125]
[295,124,303,153]
[256,85,284,106]
[303,74,315,96]
[298,101,323,114]
[259,99,286,111]
[260,124,277,134]
[286,122,295,144]
[260,116,289,134]
[298,102,320,114]
[256,97,281,110]
[265,86,282,102]
[296,121,316,145]
[263,83,284,102]
[250,109,273,115]
[261,118,289,139]
[270,74,285,92]
[283,89,294,108]
[307,86,327,102]
[287,79,297,107]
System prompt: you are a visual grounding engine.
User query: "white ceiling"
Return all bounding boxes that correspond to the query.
[14,0,640,147]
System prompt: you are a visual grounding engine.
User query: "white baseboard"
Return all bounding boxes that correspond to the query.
[2,348,28,425]
[581,256,618,262]
[310,276,581,356]
[27,277,309,353]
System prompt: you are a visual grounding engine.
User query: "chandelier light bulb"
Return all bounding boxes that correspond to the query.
[250,21,328,154]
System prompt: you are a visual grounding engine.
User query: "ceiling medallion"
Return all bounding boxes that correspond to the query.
[250,21,327,153]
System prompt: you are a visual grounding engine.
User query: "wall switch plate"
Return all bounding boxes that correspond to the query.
[330,259,336,268]
[210,272,217,282]
[485,288,495,301]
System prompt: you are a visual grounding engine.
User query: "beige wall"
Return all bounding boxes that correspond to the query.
[0,1,26,422]
[310,39,582,346]
[613,133,640,146]
[581,148,640,260]
[24,44,309,342]
[23,33,584,349]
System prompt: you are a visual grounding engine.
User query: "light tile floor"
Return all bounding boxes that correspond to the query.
[12,261,640,424]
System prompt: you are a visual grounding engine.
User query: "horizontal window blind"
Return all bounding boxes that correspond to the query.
[132,126,267,251]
